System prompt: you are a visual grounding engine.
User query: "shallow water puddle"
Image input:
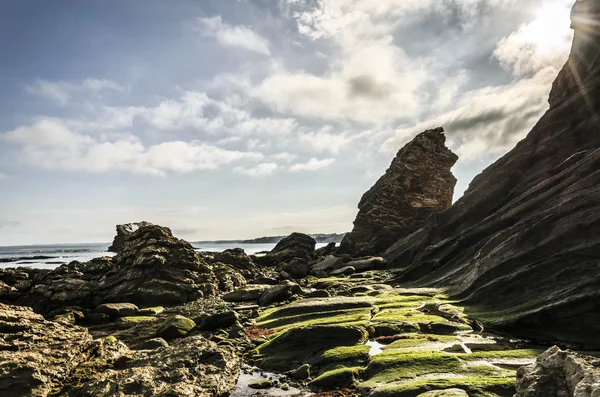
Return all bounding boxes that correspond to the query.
[366,340,385,356]
[231,367,313,397]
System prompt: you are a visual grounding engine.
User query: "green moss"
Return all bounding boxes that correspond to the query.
[256,308,372,331]
[248,379,274,389]
[310,367,363,390]
[383,334,458,350]
[366,376,515,397]
[364,351,463,385]
[319,345,370,366]
[372,322,421,337]
[463,349,543,361]
[137,306,164,315]
[257,297,374,324]
[118,316,157,323]
[103,335,118,344]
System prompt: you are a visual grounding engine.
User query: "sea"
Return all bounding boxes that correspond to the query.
[0,242,329,269]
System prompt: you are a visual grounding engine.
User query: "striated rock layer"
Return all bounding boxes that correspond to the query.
[386,0,600,348]
[340,128,458,256]
[108,221,153,253]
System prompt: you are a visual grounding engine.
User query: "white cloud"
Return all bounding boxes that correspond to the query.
[26,78,125,105]
[0,173,7,180]
[289,158,335,172]
[271,152,298,162]
[234,162,279,177]
[300,127,351,154]
[198,16,271,55]
[1,120,263,175]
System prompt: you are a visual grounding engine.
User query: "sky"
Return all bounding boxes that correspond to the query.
[0,0,576,245]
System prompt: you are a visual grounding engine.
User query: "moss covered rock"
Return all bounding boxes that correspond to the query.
[157,315,196,340]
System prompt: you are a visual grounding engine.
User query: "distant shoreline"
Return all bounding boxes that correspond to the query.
[195,233,346,245]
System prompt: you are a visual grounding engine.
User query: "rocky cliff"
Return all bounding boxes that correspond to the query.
[339,128,458,256]
[108,221,153,252]
[386,0,600,348]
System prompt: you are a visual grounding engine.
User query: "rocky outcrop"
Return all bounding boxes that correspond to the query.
[515,346,600,396]
[339,128,458,256]
[386,0,600,348]
[1,225,243,313]
[108,221,153,252]
[255,233,318,278]
[0,303,94,396]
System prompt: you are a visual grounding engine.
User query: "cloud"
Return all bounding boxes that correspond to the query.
[198,16,271,55]
[26,78,125,105]
[234,162,279,177]
[0,173,7,180]
[289,158,335,172]
[1,120,263,175]
[271,152,298,162]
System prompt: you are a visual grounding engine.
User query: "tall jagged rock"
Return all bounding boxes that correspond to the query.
[339,128,458,256]
[108,221,153,253]
[386,0,600,348]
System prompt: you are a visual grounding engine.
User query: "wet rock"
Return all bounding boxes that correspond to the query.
[137,306,164,315]
[331,266,356,276]
[258,281,303,307]
[310,367,359,390]
[223,284,272,302]
[75,336,240,397]
[289,364,311,380]
[196,310,239,331]
[256,233,317,268]
[95,303,138,317]
[156,315,196,340]
[339,128,458,256]
[0,303,94,396]
[108,221,153,252]
[131,337,169,351]
[515,346,600,397]
[249,379,274,389]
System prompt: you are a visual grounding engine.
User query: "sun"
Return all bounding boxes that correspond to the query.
[520,1,575,55]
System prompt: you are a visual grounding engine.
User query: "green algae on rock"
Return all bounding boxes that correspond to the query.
[156,315,196,340]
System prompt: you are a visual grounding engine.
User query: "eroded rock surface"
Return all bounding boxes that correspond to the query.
[340,128,458,256]
[515,346,600,397]
[108,221,153,253]
[386,1,600,348]
[256,233,318,278]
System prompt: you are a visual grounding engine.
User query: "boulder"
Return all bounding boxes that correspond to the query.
[156,315,196,340]
[316,242,337,256]
[258,281,303,306]
[211,248,261,279]
[346,257,386,272]
[196,310,239,331]
[339,128,458,256]
[255,233,317,268]
[515,346,600,397]
[385,1,600,348]
[107,221,153,252]
[131,338,169,351]
[223,284,272,302]
[95,303,138,317]
[0,303,94,396]
[311,255,345,274]
[330,266,356,276]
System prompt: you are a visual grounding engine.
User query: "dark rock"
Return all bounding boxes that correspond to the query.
[279,258,311,279]
[316,242,337,257]
[339,128,458,256]
[330,266,356,276]
[258,281,303,306]
[82,312,110,326]
[311,255,345,275]
[346,257,386,271]
[108,221,153,252]
[156,315,196,340]
[515,346,600,396]
[385,2,600,348]
[289,364,311,380]
[223,285,272,302]
[249,379,274,389]
[131,338,169,351]
[95,303,139,317]
[196,310,239,331]
[255,233,317,270]
[212,264,247,293]
[210,248,261,279]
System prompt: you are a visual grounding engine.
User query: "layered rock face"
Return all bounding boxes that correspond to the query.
[1,225,238,312]
[386,0,600,347]
[339,128,458,256]
[108,221,153,252]
[255,232,318,278]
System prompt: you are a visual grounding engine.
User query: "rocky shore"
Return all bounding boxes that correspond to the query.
[1,1,599,396]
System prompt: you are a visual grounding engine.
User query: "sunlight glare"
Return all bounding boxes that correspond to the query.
[519,1,574,55]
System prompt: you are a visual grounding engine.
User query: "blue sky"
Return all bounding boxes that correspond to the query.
[0,0,575,244]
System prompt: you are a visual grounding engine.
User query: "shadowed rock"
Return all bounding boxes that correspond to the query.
[108,221,153,253]
[339,128,458,256]
[386,1,600,348]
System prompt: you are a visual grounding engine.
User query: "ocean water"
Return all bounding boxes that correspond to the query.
[0,242,329,269]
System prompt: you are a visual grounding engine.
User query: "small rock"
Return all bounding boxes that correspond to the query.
[308,290,330,298]
[311,255,344,274]
[258,281,303,306]
[248,379,274,389]
[289,364,311,380]
[137,306,164,315]
[95,303,139,317]
[223,285,272,302]
[196,310,239,331]
[157,315,196,340]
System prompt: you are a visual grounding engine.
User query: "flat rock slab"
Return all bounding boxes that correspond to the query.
[96,303,139,317]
